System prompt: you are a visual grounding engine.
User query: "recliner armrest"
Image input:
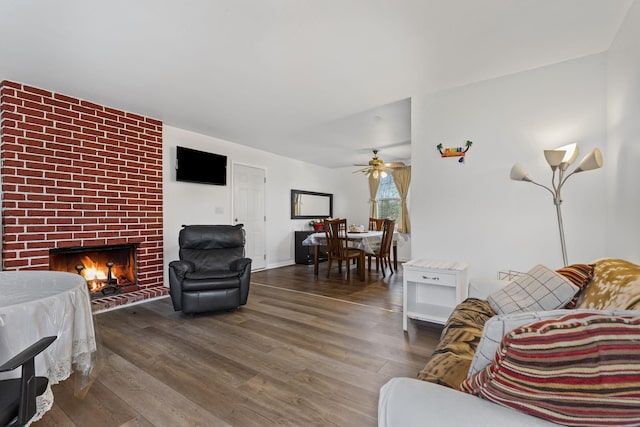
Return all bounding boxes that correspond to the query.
[169,260,195,281]
[230,257,252,272]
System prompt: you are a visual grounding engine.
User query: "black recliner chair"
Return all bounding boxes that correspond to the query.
[169,224,252,314]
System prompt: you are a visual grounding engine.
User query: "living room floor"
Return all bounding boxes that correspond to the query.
[35,263,442,427]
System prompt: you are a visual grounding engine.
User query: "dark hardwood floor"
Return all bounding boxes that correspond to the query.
[35,263,441,426]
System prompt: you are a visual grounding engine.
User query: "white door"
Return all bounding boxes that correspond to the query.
[233,164,266,270]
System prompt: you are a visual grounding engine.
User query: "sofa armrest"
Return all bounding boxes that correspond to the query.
[378,378,559,427]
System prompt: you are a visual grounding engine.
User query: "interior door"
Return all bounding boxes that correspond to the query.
[233,164,266,270]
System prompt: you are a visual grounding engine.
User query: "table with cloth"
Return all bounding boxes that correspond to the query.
[0,271,97,425]
[302,231,401,275]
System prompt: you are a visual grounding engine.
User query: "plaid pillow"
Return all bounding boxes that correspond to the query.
[461,312,640,426]
[487,264,578,315]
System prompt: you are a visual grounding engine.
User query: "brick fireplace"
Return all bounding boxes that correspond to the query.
[0,80,167,311]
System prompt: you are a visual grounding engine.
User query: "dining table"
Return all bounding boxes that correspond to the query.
[0,271,97,425]
[301,230,400,276]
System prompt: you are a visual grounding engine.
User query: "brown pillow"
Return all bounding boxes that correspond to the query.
[417,298,495,389]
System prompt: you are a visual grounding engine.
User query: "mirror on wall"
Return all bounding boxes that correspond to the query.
[291,189,333,219]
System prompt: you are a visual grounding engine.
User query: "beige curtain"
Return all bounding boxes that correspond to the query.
[368,174,380,218]
[392,166,411,234]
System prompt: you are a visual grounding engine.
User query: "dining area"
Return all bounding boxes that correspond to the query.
[302,217,398,281]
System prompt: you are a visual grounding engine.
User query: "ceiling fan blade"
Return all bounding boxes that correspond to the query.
[353,150,392,175]
[353,167,370,173]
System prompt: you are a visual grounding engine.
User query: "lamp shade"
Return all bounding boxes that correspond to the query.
[574,148,603,173]
[544,150,566,168]
[510,163,533,182]
[556,143,579,165]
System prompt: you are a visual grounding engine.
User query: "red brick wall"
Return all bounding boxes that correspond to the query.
[0,80,164,291]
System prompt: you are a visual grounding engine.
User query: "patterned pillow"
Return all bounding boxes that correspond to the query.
[487,264,578,315]
[467,309,574,377]
[577,258,640,310]
[556,263,595,308]
[460,312,640,426]
[417,298,495,389]
[467,308,640,378]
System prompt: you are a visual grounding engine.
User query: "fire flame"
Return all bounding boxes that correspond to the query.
[81,256,109,293]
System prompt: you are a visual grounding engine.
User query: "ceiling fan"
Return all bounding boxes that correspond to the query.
[353,150,405,178]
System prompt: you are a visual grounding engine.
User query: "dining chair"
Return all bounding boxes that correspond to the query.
[367,219,395,277]
[369,217,385,231]
[0,336,57,427]
[323,218,365,280]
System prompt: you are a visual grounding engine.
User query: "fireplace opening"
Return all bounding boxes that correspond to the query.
[49,244,138,298]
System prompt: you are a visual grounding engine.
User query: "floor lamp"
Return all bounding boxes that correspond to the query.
[510,143,603,266]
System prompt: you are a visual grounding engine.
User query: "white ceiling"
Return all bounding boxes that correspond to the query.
[0,0,632,168]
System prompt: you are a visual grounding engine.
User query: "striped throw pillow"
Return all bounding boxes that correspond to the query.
[556,263,595,308]
[460,312,640,426]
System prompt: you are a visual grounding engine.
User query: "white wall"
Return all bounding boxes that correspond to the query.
[606,0,640,261]
[411,54,608,279]
[162,126,342,284]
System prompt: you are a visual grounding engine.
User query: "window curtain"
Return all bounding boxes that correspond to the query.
[392,166,411,234]
[368,174,380,218]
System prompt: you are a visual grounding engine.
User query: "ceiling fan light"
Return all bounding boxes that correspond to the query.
[380,170,387,178]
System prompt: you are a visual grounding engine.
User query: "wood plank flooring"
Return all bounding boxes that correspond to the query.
[35,263,442,426]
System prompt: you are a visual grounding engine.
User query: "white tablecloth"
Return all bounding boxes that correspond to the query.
[302,231,401,254]
[0,271,97,424]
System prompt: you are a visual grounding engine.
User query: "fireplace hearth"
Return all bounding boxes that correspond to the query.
[50,244,138,299]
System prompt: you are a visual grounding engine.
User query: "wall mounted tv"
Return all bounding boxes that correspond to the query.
[176,146,227,186]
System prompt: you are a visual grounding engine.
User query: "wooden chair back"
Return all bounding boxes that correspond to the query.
[323,218,365,280]
[324,218,351,259]
[379,219,395,257]
[369,217,385,231]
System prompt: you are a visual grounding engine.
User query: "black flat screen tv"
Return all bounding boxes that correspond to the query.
[176,146,227,186]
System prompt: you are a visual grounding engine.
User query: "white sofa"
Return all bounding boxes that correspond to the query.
[379,259,640,427]
[378,276,559,426]
[379,377,558,426]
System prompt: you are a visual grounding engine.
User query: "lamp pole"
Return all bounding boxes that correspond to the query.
[527,173,568,266]
[510,145,603,268]
[553,191,568,267]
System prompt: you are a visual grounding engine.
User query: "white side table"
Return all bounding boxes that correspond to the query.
[403,259,468,330]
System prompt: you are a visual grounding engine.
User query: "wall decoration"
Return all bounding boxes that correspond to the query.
[437,140,473,163]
